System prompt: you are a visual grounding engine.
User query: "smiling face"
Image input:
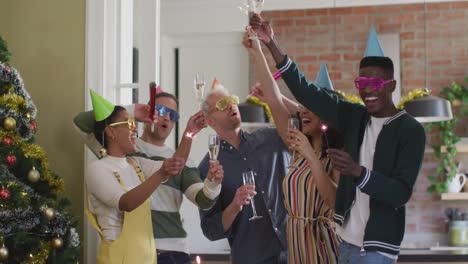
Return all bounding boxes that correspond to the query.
[357,57,397,118]
[105,110,138,155]
[299,107,322,137]
[205,92,241,132]
[358,66,395,117]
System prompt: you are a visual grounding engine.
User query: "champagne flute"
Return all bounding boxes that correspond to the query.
[208,134,220,161]
[287,116,300,168]
[194,73,206,110]
[239,0,265,40]
[242,170,263,221]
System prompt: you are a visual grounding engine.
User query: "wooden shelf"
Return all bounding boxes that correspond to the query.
[441,192,468,201]
[426,138,468,153]
[441,138,468,153]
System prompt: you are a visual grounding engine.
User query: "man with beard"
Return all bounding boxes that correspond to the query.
[198,81,289,264]
[135,91,224,264]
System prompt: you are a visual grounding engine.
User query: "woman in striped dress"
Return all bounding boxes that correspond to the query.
[243,29,342,263]
[284,116,342,263]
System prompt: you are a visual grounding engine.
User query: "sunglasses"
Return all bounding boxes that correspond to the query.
[155,104,180,122]
[107,116,136,131]
[354,77,394,91]
[212,95,240,113]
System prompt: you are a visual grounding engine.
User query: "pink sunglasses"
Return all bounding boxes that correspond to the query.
[354,77,393,91]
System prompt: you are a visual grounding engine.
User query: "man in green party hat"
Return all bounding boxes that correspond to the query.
[251,15,425,263]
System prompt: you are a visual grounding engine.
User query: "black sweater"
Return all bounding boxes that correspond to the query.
[277,56,426,255]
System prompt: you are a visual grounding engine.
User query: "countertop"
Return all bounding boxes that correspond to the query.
[399,249,468,262]
[190,249,468,263]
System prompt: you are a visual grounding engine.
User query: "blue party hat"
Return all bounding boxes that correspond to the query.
[364,25,384,57]
[315,63,334,90]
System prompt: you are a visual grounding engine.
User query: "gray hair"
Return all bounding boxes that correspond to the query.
[201,85,229,115]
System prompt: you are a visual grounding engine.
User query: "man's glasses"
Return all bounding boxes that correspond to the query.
[107,116,136,131]
[354,77,393,91]
[155,104,180,122]
[212,95,240,113]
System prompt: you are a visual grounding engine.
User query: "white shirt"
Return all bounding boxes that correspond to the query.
[337,116,397,259]
[86,156,163,241]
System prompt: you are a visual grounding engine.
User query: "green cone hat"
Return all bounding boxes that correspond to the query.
[90,90,115,121]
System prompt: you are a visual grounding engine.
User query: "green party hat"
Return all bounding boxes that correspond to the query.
[90,89,115,121]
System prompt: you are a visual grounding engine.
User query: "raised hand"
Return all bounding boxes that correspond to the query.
[134,103,155,123]
[242,27,262,55]
[286,129,317,161]
[207,160,224,184]
[249,82,266,101]
[249,14,274,44]
[159,157,185,181]
[184,111,206,137]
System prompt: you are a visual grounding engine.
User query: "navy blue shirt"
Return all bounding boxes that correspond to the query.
[199,128,289,264]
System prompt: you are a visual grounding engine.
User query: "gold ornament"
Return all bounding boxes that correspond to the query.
[28,167,40,183]
[0,245,8,261]
[44,208,56,220]
[3,117,16,130]
[26,112,31,119]
[51,237,63,249]
[22,143,65,194]
[99,148,107,158]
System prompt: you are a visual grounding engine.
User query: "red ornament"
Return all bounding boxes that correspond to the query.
[30,121,37,130]
[5,66,10,73]
[6,155,16,166]
[1,137,14,146]
[0,188,10,200]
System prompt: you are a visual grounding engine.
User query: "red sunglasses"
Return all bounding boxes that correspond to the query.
[354,77,393,91]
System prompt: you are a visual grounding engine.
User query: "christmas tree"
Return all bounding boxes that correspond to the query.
[0,35,79,263]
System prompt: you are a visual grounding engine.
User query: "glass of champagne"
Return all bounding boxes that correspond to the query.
[239,0,265,40]
[287,116,300,168]
[208,134,220,161]
[242,170,263,221]
[194,73,206,110]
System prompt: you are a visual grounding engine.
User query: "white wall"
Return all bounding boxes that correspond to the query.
[161,1,246,35]
[160,1,251,255]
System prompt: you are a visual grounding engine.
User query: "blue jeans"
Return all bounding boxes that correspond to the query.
[338,241,397,264]
[157,251,191,264]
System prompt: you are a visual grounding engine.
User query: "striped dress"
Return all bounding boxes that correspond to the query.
[283,156,340,264]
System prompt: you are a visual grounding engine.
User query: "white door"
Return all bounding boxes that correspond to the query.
[161,32,249,254]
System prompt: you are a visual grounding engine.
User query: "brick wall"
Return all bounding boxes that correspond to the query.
[253,2,468,247]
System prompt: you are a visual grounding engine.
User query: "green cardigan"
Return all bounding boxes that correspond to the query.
[277,56,426,255]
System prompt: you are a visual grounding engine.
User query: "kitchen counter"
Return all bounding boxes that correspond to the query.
[190,249,468,263]
[399,249,468,262]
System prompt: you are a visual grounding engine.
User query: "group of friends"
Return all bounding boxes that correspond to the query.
[76,14,426,264]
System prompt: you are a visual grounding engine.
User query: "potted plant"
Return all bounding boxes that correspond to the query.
[426,77,468,194]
